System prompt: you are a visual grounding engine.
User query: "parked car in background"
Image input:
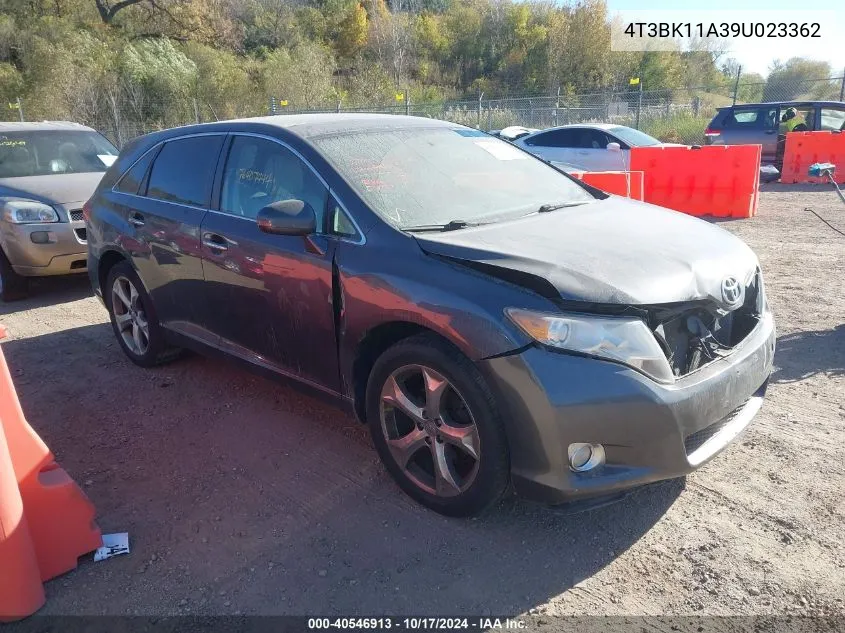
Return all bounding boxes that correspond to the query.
[488,126,538,142]
[513,124,677,171]
[0,122,118,300]
[87,114,774,517]
[704,100,845,166]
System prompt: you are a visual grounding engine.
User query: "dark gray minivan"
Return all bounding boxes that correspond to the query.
[704,100,845,165]
[86,114,775,516]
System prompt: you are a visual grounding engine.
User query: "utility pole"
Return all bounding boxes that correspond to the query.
[732,65,742,106]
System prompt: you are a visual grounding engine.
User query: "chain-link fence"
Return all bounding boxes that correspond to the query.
[4,76,844,147]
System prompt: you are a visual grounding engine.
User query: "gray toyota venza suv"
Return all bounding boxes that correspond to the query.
[86,114,775,517]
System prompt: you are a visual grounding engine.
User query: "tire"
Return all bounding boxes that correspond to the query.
[104,261,182,367]
[0,248,29,302]
[366,333,510,517]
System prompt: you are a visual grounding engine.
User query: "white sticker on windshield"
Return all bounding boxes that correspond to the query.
[98,154,117,167]
[474,140,527,160]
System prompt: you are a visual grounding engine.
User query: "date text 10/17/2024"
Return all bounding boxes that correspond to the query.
[307,618,527,630]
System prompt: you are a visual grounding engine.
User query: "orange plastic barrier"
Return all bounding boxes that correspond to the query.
[629,145,762,218]
[780,131,845,184]
[0,394,45,621]
[0,324,102,621]
[569,170,645,200]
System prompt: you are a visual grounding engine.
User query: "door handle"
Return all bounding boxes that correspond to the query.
[202,233,229,252]
[128,213,145,227]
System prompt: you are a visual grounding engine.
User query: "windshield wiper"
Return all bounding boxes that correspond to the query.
[537,201,594,213]
[404,220,477,232]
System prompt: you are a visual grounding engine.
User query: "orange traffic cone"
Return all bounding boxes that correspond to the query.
[0,409,46,621]
[0,324,101,619]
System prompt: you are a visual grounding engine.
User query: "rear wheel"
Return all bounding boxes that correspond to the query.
[366,334,509,517]
[0,248,29,302]
[105,261,182,367]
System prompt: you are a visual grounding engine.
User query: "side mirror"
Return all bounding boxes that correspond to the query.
[606,142,621,152]
[256,199,316,236]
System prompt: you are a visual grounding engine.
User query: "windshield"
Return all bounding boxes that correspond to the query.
[312,127,595,229]
[609,126,662,147]
[0,130,118,179]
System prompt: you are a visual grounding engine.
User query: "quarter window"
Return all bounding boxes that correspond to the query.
[115,147,157,195]
[219,136,328,228]
[145,136,224,207]
[329,197,359,239]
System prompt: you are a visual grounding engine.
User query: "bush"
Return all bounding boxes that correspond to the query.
[640,111,714,145]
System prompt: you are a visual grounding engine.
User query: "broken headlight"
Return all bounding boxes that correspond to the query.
[505,308,675,383]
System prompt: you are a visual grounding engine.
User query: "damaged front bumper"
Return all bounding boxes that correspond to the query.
[479,310,776,505]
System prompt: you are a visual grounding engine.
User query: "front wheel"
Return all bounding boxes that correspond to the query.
[366,334,510,517]
[0,248,29,302]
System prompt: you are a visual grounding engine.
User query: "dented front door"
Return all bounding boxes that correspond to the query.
[199,133,340,393]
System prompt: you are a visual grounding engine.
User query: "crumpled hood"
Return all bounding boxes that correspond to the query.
[0,172,104,206]
[414,197,759,306]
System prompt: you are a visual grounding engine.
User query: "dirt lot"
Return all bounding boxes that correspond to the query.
[1,185,843,621]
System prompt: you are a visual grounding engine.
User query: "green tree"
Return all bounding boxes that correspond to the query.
[764,58,835,101]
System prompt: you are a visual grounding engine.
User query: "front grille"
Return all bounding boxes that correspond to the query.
[652,269,764,378]
[684,400,748,455]
[74,227,87,242]
[69,208,84,222]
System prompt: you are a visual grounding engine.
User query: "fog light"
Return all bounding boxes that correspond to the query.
[30,231,57,244]
[568,443,605,472]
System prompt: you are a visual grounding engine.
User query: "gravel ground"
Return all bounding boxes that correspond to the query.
[1,185,843,622]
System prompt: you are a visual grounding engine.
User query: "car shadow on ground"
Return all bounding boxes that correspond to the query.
[0,274,93,316]
[2,323,683,616]
[772,325,845,384]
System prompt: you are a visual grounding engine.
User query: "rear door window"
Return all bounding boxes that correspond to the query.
[145,135,224,207]
[721,107,778,130]
[524,129,578,147]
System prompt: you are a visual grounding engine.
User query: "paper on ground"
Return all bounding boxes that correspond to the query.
[94,532,130,562]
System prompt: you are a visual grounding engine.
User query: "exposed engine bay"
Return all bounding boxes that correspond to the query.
[647,270,765,377]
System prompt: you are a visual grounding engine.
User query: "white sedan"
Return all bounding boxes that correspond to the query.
[513,124,678,172]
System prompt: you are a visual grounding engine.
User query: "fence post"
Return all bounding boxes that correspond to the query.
[405,87,410,116]
[693,96,700,118]
[336,98,341,113]
[487,105,492,131]
[476,90,483,129]
[840,69,845,102]
[16,96,23,122]
[732,65,742,106]
[529,99,534,128]
[554,86,560,127]
[635,83,642,130]
[193,98,200,124]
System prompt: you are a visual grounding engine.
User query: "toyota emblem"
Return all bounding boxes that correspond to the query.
[721,276,743,306]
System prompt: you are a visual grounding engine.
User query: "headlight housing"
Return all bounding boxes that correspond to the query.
[2,200,59,224]
[505,308,674,383]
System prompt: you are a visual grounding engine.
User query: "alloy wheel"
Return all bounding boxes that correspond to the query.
[111,276,150,356]
[380,364,481,497]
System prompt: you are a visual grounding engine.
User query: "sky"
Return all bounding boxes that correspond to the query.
[605,0,845,77]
